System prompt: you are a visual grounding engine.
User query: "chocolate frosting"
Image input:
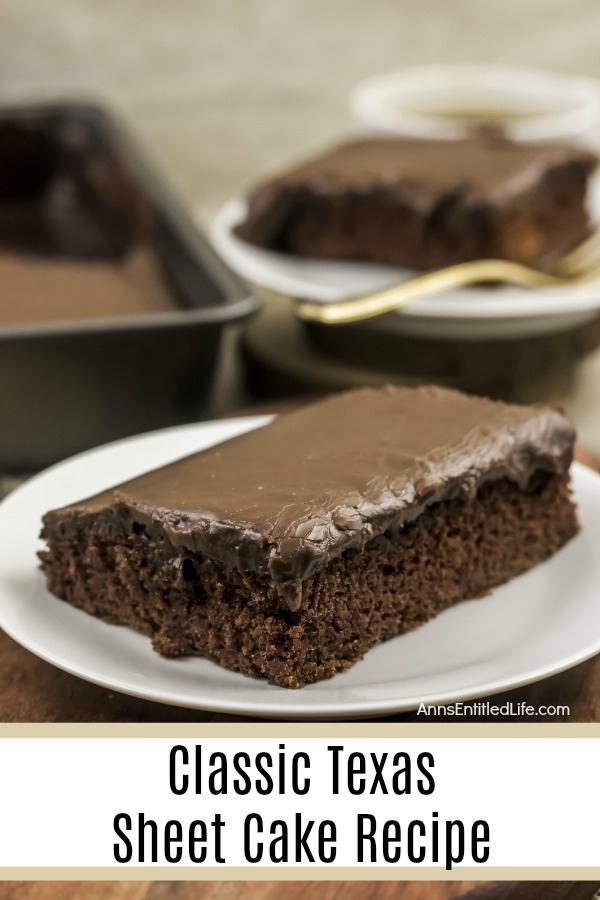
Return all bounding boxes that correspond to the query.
[46,386,575,607]
[0,249,175,326]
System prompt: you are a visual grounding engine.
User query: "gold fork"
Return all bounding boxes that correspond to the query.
[294,229,600,325]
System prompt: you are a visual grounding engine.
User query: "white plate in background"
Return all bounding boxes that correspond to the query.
[211,194,600,339]
[1,416,599,720]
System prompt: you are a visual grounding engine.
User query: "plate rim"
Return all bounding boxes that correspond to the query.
[1,419,599,720]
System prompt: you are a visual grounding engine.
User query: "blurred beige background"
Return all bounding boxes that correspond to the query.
[4,0,600,218]
[2,0,600,448]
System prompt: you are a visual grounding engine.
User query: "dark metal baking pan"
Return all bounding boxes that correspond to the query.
[0,102,260,472]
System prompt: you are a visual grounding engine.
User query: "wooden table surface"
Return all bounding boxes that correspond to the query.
[1,446,598,724]
[0,882,479,900]
[4,883,599,900]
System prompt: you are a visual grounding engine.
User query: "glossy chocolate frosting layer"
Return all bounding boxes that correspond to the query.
[0,249,175,326]
[46,387,575,601]
[248,136,596,200]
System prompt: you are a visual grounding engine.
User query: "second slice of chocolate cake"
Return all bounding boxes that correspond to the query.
[40,386,578,688]
[235,136,597,270]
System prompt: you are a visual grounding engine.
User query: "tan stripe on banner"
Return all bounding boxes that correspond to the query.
[0,867,600,881]
[0,723,599,738]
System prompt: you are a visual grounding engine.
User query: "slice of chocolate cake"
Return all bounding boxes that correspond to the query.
[40,386,578,688]
[235,136,597,270]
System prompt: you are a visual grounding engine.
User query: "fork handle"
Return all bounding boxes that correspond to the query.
[294,258,562,325]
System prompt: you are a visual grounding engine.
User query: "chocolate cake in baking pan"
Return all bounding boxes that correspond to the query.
[235,136,597,270]
[40,386,578,688]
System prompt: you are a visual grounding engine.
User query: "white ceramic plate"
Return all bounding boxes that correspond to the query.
[210,188,600,339]
[1,416,599,720]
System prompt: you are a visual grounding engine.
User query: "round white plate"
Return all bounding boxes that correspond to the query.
[210,192,600,339]
[1,416,599,720]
